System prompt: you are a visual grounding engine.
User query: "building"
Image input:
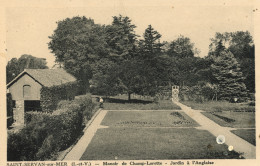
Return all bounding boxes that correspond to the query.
[7,69,77,126]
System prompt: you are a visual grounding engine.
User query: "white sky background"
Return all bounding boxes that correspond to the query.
[5,0,254,68]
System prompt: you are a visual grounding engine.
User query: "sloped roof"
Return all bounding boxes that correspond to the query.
[7,69,77,88]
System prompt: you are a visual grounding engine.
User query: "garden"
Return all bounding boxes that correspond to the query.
[81,110,242,160]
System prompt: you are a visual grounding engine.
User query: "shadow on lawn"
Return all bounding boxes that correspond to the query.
[104,97,153,104]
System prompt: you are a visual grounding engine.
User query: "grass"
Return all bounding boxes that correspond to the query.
[80,128,242,160]
[93,94,181,110]
[101,111,199,127]
[231,129,256,146]
[181,101,255,112]
[103,98,181,110]
[202,112,255,128]
[181,100,255,128]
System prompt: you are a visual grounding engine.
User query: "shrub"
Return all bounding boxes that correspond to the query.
[8,94,96,161]
[179,83,217,102]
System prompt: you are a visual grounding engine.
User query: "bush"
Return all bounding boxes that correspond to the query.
[8,95,96,161]
[179,83,217,102]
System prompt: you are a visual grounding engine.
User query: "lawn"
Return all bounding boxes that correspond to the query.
[94,94,181,110]
[231,129,256,146]
[201,111,255,128]
[182,101,255,128]
[103,98,181,110]
[80,128,242,160]
[101,111,199,127]
[181,101,255,112]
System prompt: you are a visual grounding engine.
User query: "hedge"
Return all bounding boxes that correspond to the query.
[8,94,97,161]
[40,82,78,112]
[7,93,13,128]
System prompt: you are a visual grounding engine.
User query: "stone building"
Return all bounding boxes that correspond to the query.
[7,69,76,126]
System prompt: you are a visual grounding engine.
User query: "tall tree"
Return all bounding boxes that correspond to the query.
[6,54,48,83]
[208,31,255,92]
[167,35,199,58]
[105,15,138,60]
[210,51,248,101]
[48,16,109,92]
[139,25,163,58]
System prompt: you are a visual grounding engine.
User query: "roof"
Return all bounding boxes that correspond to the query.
[7,69,77,88]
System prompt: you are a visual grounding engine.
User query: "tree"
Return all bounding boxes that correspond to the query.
[139,25,163,58]
[167,35,199,58]
[89,59,122,96]
[117,59,160,100]
[210,51,248,101]
[6,54,48,83]
[208,32,230,56]
[214,40,226,57]
[48,16,109,92]
[208,31,255,92]
[105,15,138,60]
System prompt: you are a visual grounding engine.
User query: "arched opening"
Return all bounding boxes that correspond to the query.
[23,85,31,98]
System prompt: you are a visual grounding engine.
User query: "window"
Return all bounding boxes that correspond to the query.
[23,85,31,98]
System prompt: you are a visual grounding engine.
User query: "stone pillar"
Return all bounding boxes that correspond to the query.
[172,86,179,102]
[13,100,25,126]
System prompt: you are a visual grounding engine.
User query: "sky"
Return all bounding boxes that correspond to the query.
[5,0,254,68]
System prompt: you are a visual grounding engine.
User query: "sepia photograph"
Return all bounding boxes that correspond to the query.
[1,0,258,165]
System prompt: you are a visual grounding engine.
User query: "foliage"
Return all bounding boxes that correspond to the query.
[118,59,158,99]
[209,31,254,59]
[7,93,13,117]
[208,31,255,92]
[48,15,255,99]
[7,93,13,128]
[40,82,78,112]
[48,15,139,92]
[138,25,163,58]
[6,54,48,84]
[48,16,109,92]
[90,59,123,96]
[167,35,199,58]
[210,51,248,101]
[90,58,160,99]
[105,15,138,60]
[179,82,219,102]
[8,95,96,161]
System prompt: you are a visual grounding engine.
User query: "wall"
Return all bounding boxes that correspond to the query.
[8,74,42,101]
[13,100,24,125]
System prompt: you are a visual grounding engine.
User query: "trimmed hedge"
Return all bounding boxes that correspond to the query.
[40,82,78,112]
[8,95,96,161]
[179,85,215,103]
[7,93,13,128]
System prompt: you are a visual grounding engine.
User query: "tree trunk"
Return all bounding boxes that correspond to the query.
[128,93,131,101]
